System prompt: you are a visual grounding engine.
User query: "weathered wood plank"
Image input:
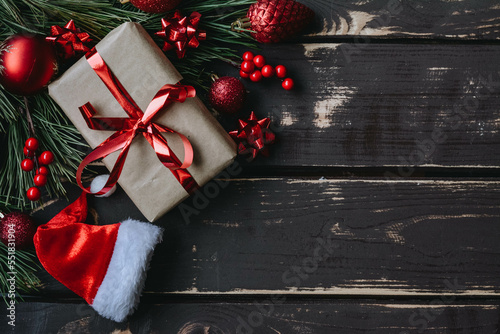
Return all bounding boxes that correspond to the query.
[218,43,500,168]
[4,300,500,332]
[31,178,500,296]
[300,0,500,40]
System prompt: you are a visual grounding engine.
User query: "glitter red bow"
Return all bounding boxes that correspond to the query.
[155,11,206,59]
[76,49,199,196]
[229,112,275,160]
[46,20,92,60]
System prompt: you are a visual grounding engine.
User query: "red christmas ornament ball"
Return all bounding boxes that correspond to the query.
[129,0,182,13]
[0,34,57,95]
[39,151,54,165]
[0,212,37,250]
[208,76,247,114]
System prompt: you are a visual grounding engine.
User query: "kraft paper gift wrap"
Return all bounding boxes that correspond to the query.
[49,22,237,222]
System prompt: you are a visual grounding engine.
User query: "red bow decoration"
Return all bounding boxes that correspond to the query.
[155,11,206,59]
[229,112,276,160]
[46,20,92,60]
[76,49,199,196]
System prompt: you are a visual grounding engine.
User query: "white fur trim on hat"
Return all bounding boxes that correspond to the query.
[91,219,163,322]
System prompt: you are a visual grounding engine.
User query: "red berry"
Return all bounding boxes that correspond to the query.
[37,166,49,175]
[241,60,255,74]
[21,158,34,172]
[250,70,262,82]
[27,187,41,201]
[23,147,35,157]
[253,55,265,68]
[261,65,275,78]
[282,78,294,90]
[242,51,254,61]
[25,137,39,151]
[275,65,287,78]
[239,70,250,79]
[34,174,47,187]
[39,151,54,165]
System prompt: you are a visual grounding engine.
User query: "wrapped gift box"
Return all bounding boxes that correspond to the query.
[49,22,236,222]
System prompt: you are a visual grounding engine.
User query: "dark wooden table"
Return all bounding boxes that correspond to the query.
[4,1,500,333]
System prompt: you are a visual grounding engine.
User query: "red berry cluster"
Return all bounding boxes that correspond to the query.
[239,52,294,90]
[20,137,54,201]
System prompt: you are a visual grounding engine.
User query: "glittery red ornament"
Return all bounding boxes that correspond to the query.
[0,212,37,250]
[128,0,182,13]
[0,34,57,95]
[208,76,246,115]
[245,0,314,44]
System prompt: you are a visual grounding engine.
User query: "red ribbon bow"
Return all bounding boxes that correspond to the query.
[229,112,276,160]
[46,20,92,60]
[77,49,199,196]
[155,11,206,59]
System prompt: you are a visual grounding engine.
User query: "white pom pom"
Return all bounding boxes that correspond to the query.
[90,174,117,198]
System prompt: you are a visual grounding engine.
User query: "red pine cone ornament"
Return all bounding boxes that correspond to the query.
[245,0,315,43]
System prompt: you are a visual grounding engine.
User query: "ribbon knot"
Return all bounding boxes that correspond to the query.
[77,49,199,195]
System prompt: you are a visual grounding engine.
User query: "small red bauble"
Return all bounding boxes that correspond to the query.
[34,174,47,187]
[250,70,263,82]
[282,78,294,90]
[37,166,49,175]
[241,60,255,74]
[21,159,34,172]
[0,35,57,95]
[275,65,287,78]
[261,65,275,78]
[38,151,54,165]
[0,212,37,250]
[25,137,39,151]
[128,0,182,13]
[242,51,254,61]
[23,147,35,157]
[208,76,247,114]
[26,187,41,201]
[253,55,265,68]
[240,70,250,78]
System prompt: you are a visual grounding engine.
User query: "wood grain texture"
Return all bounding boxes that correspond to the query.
[300,0,500,39]
[4,300,500,333]
[218,43,500,168]
[31,178,500,296]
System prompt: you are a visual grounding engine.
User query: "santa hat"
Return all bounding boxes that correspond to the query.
[34,192,163,322]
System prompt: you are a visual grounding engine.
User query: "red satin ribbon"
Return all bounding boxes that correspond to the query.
[77,48,199,196]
